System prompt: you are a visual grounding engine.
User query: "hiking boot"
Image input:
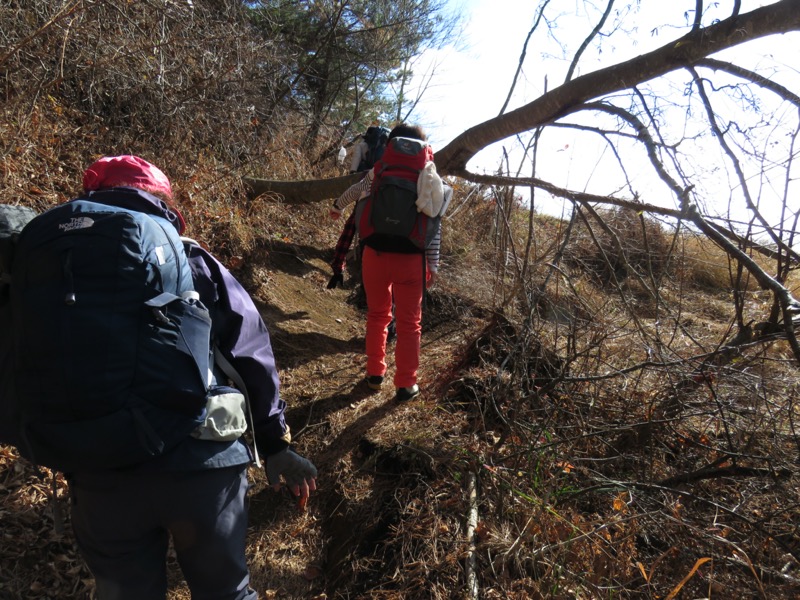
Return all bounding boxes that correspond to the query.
[366,375,384,390]
[394,384,420,402]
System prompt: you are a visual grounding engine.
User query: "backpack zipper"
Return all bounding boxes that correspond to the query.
[62,248,76,305]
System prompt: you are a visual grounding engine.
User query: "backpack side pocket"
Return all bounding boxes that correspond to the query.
[191,385,247,441]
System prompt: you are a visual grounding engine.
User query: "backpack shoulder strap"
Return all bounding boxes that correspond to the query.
[180,234,261,467]
[213,345,261,468]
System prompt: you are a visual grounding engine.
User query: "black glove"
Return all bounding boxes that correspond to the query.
[327,272,344,289]
[266,448,318,490]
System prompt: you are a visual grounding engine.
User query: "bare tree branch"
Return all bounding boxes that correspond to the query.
[456,170,796,265]
[659,465,792,487]
[564,0,615,83]
[692,0,703,32]
[498,0,551,116]
[682,202,800,363]
[695,58,800,107]
[687,65,793,258]
[436,0,800,174]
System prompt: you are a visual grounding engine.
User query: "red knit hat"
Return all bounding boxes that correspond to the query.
[83,155,173,199]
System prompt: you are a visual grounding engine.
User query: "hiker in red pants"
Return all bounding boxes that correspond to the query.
[330,124,451,402]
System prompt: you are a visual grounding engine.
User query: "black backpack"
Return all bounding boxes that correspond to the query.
[3,196,213,472]
[357,126,390,172]
[0,204,38,448]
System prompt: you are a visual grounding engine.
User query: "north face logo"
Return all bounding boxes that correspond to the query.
[58,216,95,232]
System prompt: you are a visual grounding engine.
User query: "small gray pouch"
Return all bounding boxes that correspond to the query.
[192,385,247,441]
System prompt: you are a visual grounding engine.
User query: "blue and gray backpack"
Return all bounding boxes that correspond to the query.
[0,195,212,472]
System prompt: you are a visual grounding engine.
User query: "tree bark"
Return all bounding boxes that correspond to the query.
[244,172,362,204]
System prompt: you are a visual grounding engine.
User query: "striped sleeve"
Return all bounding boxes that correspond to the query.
[426,184,451,273]
[426,225,441,273]
[334,169,373,211]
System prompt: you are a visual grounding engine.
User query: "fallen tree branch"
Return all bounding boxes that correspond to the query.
[434,0,800,173]
[564,479,800,562]
[659,465,793,487]
[682,203,800,364]
[456,170,795,267]
[243,172,361,204]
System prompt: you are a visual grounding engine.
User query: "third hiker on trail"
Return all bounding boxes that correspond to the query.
[349,125,390,174]
[330,124,452,403]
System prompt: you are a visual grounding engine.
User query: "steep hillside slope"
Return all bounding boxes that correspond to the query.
[3,3,800,595]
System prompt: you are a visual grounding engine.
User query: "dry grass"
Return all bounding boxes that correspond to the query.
[676,232,765,294]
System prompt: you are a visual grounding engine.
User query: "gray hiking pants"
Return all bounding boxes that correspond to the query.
[69,464,256,600]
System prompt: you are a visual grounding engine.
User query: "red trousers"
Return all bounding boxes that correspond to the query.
[361,246,427,388]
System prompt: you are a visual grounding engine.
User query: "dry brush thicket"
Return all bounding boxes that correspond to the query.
[438,195,800,598]
[0,0,344,253]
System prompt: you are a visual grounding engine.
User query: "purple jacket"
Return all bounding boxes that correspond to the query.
[185,235,289,455]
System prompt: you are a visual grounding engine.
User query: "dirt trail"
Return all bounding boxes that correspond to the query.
[234,244,485,598]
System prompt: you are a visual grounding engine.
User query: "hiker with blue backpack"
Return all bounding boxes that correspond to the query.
[1,155,317,600]
[330,124,451,402]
